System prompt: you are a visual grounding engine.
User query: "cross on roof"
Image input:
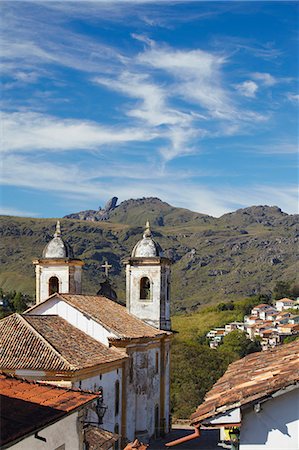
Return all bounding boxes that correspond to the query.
[102,261,112,277]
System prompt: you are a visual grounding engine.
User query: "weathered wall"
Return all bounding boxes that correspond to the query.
[73,369,122,438]
[240,388,299,450]
[10,411,82,450]
[126,263,171,330]
[125,344,162,442]
[35,263,82,303]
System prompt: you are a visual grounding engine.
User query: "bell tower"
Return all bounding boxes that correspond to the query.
[33,221,84,304]
[125,221,171,331]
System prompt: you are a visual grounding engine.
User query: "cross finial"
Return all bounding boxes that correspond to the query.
[101,260,112,278]
[54,220,61,238]
[143,220,151,238]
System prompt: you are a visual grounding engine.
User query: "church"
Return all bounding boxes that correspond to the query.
[0,221,172,446]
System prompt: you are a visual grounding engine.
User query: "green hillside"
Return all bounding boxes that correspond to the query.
[0,198,298,312]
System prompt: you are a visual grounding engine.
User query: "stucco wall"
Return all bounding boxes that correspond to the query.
[240,388,299,450]
[125,345,163,441]
[9,411,82,450]
[73,370,122,436]
[126,264,171,330]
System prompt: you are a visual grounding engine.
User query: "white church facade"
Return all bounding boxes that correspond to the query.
[0,221,172,446]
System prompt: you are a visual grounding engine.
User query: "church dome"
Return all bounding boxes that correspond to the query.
[42,221,74,259]
[131,221,163,258]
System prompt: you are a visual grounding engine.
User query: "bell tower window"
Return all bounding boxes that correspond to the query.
[49,276,59,296]
[140,277,151,300]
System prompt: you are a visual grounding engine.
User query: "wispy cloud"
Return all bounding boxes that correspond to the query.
[287,93,299,104]
[0,206,39,217]
[1,111,156,153]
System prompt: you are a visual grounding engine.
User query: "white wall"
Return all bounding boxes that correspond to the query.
[73,369,122,435]
[10,411,82,450]
[240,388,299,450]
[27,297,117,345]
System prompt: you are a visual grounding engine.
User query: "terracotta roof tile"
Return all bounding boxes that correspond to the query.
[0,313,126,373]
[190,340,299,425]
[84,425,119,450]
[0,372,97,447]
[36,294,170,340]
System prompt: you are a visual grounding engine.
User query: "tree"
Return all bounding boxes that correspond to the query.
[219,330,261,358]
[273,281,291,300]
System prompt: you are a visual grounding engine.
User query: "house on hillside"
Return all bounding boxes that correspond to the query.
[0,372,118,450]
[0,221,172,445]
[188,340,299,450]
[275,298,296,311]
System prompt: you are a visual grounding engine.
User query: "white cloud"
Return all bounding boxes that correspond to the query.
[137,46,234,118]
[1,111,156,153]
[0,206,39,217]
[235,80,258,98]
[251,72,277,87]
[287,93,299,103]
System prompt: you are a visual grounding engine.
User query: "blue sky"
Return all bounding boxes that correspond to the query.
[1,1,298,218]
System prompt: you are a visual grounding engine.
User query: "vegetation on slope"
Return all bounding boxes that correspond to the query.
[0,198,298,312]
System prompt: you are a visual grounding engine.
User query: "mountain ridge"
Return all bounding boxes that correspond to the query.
[1,197,298,312]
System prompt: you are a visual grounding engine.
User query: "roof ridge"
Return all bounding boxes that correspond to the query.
[20,314,77,371]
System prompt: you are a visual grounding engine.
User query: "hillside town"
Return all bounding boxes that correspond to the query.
[207,298,299,350]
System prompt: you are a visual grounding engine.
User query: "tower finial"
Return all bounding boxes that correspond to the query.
[54,220,61,238]
[143,220,151,238]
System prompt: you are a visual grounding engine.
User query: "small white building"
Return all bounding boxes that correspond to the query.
[275,297,296,311]
[0,372,118,450]
[188,340,299,450]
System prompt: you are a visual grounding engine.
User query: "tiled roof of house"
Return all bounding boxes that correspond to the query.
[277,298,294,303]
[84,425,119,450]
[29,293,170,340]
[252,303,272,309]
[190,340,299,425]
[0,372,97,447]
[0,313,126,373]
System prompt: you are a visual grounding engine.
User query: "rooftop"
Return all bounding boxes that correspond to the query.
[190,340,299,425]
[0,313,126,373]
[27,293,170,341]
[0,372,97,447]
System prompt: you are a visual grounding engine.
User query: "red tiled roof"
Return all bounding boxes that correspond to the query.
[277,298,294,303]
[190,340,299,425]
[252,304,272,309]
[0,313,126,373]
[28,293,170,340]
[0,372,97,446]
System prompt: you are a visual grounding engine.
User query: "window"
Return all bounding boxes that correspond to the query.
[49,276,59,296]
[140,277,151,300]
[155,352,159,374]
[115,380,120,416]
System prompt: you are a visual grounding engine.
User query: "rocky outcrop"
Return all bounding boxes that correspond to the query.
[63,197,118,221]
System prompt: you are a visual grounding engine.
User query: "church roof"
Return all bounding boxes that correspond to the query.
[42,220,74,259]
[190,339,299,425]
[27,293,170,340]
[0,372,98,448]
[131,221,163,258]
[0,313,126,373]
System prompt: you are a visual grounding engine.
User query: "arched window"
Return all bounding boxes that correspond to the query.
[49,276,59,296]
[115,380,120,416]
[140,277,151,300]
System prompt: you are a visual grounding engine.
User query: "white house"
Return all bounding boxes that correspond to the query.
[0,221,172,445]
[275,297,296,311]
[187,340,299,450]
[0,372,118,450]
